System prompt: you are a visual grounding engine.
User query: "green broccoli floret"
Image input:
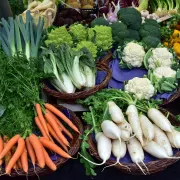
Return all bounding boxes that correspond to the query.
[88,25,113,51]
[117,8,142,31]
[140,24,161,39]
[144,19,160,28]
[109,22,129,46]
[142,36,161,50]
[127,29,140,41]
[90,18,109,27]
[75,41,98,59]
[69,24,87,42]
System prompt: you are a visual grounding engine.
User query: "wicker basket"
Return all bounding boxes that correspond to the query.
[99,51,113,65]
[88,108,180,175]
[6,106,83,177]
[42,63,112,101]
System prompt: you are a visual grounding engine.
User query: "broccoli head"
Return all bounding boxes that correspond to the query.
[109,22,129,45]
[117,8,142,31]
[140,24,161,39]
[127,29,140,41]
[90,18,109,27]
[144,19,160,28]
[142,36,161,50]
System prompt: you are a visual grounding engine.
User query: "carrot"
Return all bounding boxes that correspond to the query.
[45,113,69,147]
[5,137,25,175]
[4,143,12,167]
[45,103,79,133]
[12,146,17,170]
[35,104,50,138]
[46,109,73,139]
[21,146,28,173]
[29,134,45,168]
[17,159,22,169]
[42,147,56,171]
[0,134,20,160]
[35,116,49,140]
[39,137,71,159]
[25,137,36,166]
[47,123,68,152]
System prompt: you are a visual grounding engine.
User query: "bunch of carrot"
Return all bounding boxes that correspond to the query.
[0,103,79,175]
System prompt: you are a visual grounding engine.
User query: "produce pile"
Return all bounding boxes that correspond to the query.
[78,89,180,175]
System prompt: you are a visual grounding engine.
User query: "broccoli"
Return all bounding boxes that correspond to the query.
[127,29,140,41]
[90,18,109,27]
[109,22,129,46]
[140,24,161,39]
[144,19,160,28]
[142,36,161,50]
[117,8,142,31]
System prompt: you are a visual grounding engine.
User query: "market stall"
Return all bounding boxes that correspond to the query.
[0,0,180,178]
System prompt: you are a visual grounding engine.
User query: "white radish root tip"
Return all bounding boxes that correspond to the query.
[136,162,146,175]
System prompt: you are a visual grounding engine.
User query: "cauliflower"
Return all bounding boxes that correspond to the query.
[122,42,146,67]
[153,67,176,79]
[147,48,173,69]
[125,77,155,100]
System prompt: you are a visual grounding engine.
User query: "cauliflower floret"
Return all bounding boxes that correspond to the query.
[153,66,176,79]
[148,48,173,69]
[125,77,155,100]
[122,42,145,67]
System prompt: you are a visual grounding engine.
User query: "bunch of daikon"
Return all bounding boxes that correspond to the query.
[22,0,57,27]
[79,89,180,175]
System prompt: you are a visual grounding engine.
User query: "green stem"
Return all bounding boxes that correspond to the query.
[90,106,98,135]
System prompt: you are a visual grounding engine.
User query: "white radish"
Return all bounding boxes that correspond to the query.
[103,140,129,171]
[147,108,172,132]
[139,114,154,141]
[126,105,144,146]
[143,141,179,159]
[121,130,130,141]
[108,101,125,123]
[127,137,147,175]
[153,125,173,156]
[166,128,180,148]
[118,120,132,134]
[79,132,112,165]
[101,120,121,140]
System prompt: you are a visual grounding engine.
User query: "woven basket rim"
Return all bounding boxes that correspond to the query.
[87,108,180,175]
[42,63,112,100]
[6,105,83,177]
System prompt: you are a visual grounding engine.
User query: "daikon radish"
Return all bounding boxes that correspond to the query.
[101,120,121,140]
[126,105,144,146]
[108,101,125,123]
[127,137,147,175]
[153,125,173,156]
[139,114,154,141]
[121,130,130,141]
[118,120,132,134]
[167,127,180,148]
[147,108,172,132]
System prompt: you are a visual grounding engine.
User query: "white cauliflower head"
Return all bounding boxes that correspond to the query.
[122,42,146,67]
[153,66,176,79]
[125,77,155,100]
[148,48,173,70]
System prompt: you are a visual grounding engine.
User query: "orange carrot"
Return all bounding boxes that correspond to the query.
[47,123,68,152]
[4,143,12,167]
[21,146,28,173]
[0,135,20,160]
[45,104,79,133]
[35,104,50,138]
[17,159,22,169]
[44,113,69,147]
[29,134,45,168]
[39,137,71,159]
[42,147,57,171]
[46,109,73,139]
[25,137,36,166]
[34,116,49,140]
[5,137,25,175]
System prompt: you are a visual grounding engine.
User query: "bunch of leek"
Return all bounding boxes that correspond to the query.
[0,10,44,60]
[42,44,96,93]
